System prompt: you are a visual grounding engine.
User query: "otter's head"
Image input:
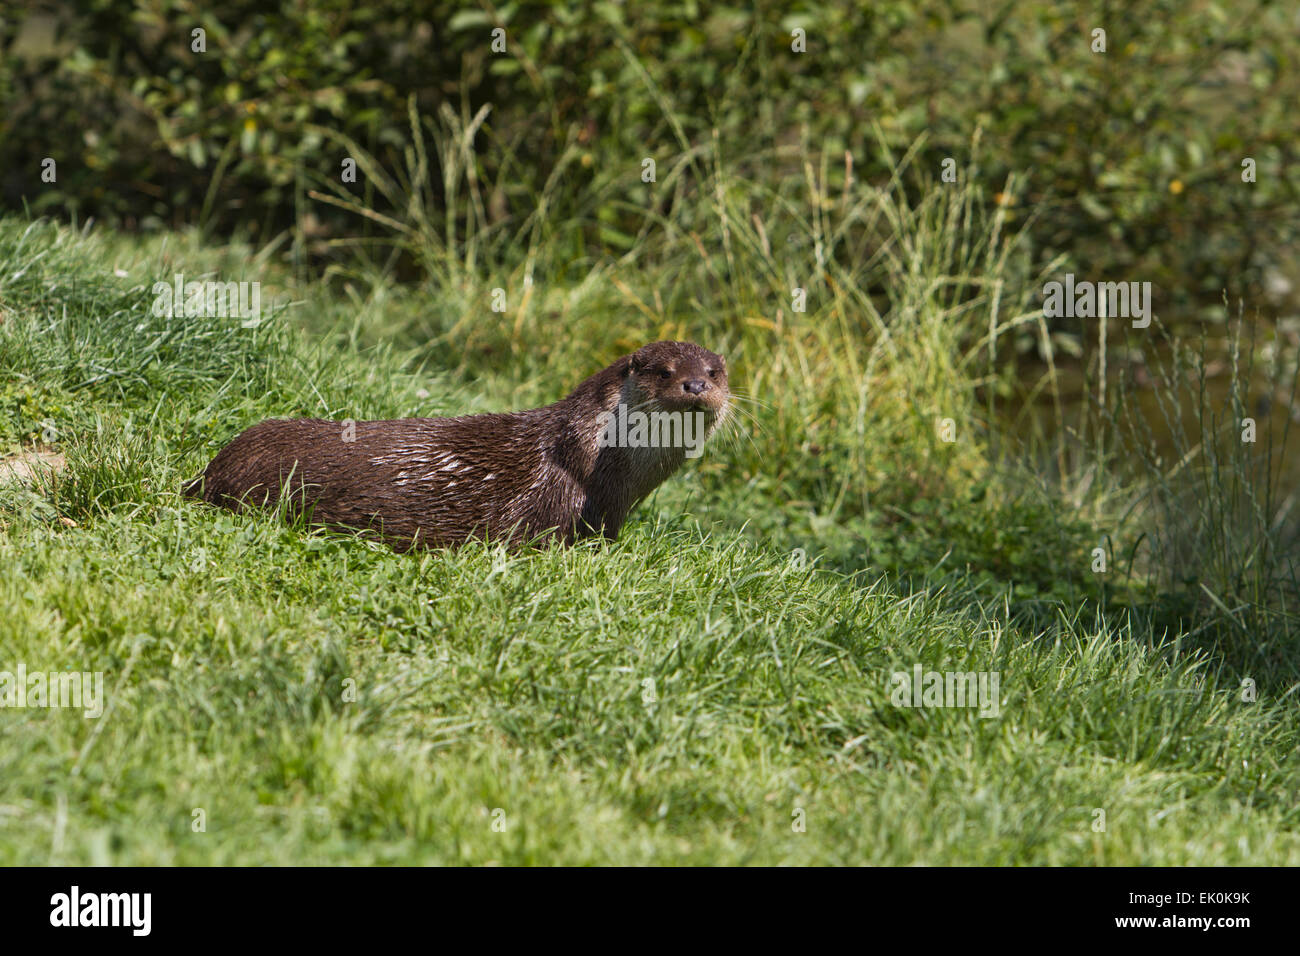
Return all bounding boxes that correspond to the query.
[625,341,729,421]
[598,340,730,473]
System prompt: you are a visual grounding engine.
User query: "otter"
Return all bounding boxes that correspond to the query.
[185,341,729,549]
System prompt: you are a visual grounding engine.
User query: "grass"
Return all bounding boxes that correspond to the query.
[1,153,1298,865]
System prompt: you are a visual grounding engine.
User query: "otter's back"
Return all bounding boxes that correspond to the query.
[190,414,585,546]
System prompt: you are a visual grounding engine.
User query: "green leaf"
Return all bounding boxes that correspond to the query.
[448,11,492,31]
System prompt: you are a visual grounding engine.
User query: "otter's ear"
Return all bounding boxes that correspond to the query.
[624,359,637,377]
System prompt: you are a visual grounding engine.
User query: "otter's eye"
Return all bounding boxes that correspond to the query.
[707,369,717,378]
[659,369,672,380]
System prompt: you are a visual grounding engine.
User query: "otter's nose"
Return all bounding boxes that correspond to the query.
[682,379,708,395]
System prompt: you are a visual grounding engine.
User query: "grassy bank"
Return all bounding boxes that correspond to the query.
[1,210,1297,864]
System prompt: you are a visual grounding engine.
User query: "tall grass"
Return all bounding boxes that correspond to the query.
[1102,314,1300,682]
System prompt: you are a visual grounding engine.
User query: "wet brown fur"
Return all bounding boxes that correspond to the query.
[184,341,729,549]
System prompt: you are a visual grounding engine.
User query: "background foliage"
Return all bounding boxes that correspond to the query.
[3,0,1297,322]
